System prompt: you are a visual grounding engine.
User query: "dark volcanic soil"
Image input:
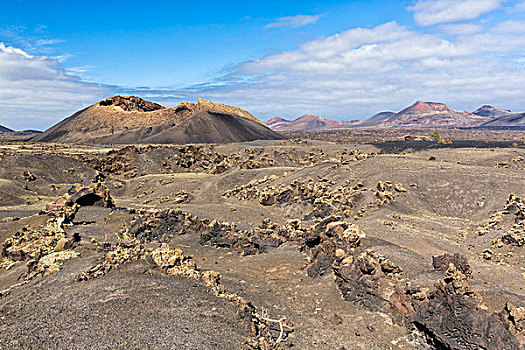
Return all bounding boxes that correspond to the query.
[0,261,247,350]
[0,133,524,349]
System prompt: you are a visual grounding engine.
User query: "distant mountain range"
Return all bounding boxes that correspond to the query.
[0,125,42,141]
[362,102,525,128]
[363,101,489,128]
[265,114,359,131]
[0,125,13,133]
[264,101,524,130]
[6,100,525,142]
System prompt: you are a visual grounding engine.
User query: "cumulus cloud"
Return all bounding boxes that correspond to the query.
[408,0,505,26]
[265,14,322,29]
[186,21,525,121]
[0,43,115,130]
[438,23,483,35]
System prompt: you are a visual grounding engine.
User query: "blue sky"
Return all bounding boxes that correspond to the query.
[1,0,410,87]
[1,0,525,129]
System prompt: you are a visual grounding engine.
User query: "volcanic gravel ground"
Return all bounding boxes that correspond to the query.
[0,134,524,349]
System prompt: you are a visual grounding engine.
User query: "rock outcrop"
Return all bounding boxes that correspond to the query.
[413,265,522,349]
[98,95,164,112]
[46,183,114,215]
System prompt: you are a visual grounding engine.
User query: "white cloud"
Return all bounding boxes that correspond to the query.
[265,14,322,29]
[516,1,525,11]
[189,21,525,120]
[0,43,115,130]
[408,0,505,26]
[438,23,483,35]
[35,39,65,47]
[489,19,525,33]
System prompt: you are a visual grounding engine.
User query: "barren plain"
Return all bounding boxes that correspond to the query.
[0,129,524,349]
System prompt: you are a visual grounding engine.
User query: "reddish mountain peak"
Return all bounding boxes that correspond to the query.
[267,116,288,124]
[401,101,454,114]
[295,114,323,121]
[382,100,485,127]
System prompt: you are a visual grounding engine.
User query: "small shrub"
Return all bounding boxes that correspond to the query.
[429,131,440,141]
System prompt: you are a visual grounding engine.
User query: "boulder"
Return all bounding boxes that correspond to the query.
[413,265,521,349]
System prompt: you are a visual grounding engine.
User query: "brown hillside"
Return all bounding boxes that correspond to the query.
[382,101,489,127]
[32,96,284,144]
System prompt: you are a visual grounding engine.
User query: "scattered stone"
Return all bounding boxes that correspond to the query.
[150,243,199,278]
[23,171,36,182]
[394,184,406,192]
[91,171,105,183]
[159,190,189,204]
[432,253,472,277]
[225,177,365,219]
[31,250,80,277]
[2,218,66,263]
[76,241,146,281]
[54,237,69,252]
[125,209,212,243]
[478,194,525,248]
[354,181,406,219]
[334,250,410,317]
[502,302,525,344]
[1,216,80,280]
[304,217,364,277]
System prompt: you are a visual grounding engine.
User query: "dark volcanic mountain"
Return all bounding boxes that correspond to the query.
[265,116,289,129]
[265,114,359,131]
[32,96,285,144]
[377,101,489,127]
[472,105,512,118]
[481,112,525,127]
[360,111,396,127]
[0,124,13,133]
[0,124,41,141]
